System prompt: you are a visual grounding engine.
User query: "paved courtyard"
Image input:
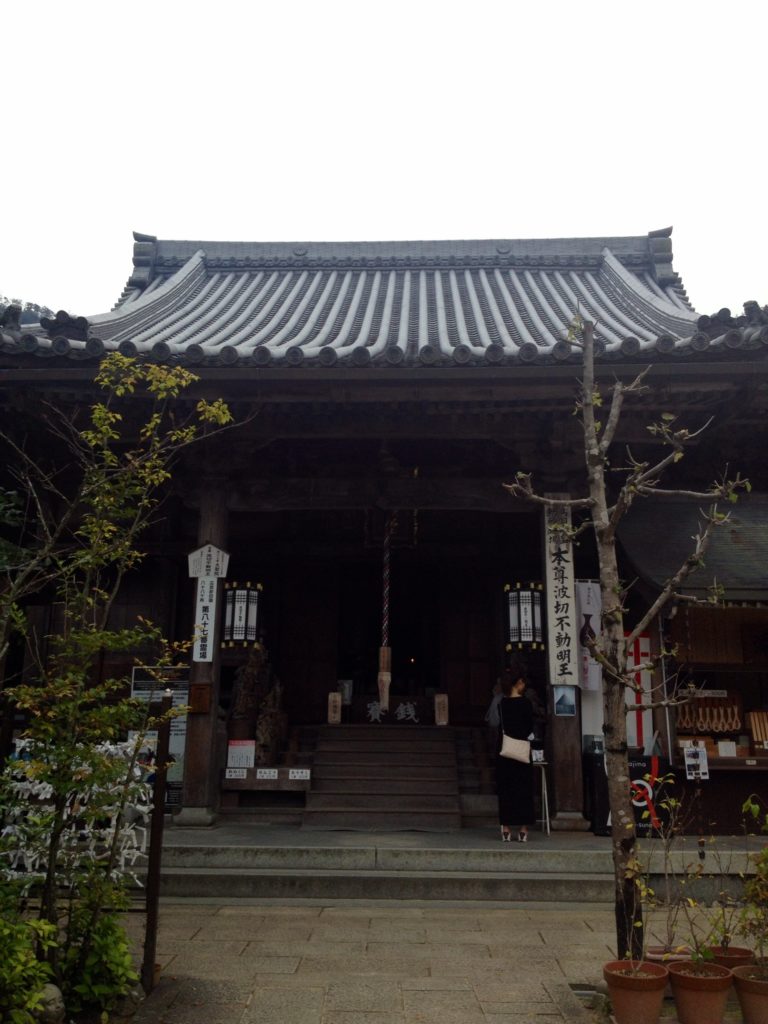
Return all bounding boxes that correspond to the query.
[126,900,609,1024]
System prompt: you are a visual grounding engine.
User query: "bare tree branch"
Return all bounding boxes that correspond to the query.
[599,368,651,454]
[635,485,741,500]
[502,474,595,509]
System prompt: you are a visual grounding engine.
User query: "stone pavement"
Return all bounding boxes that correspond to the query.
[125,899,609,1024]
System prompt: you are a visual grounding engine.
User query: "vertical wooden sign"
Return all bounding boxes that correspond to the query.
[434,693,449,726]
[543,503,579,688]
[327,692,342,725]
[188,543,230,663]
[543,499,589,828]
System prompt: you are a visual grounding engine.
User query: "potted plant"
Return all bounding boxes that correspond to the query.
[732,804,768,1024]
[694,832,754,969]
[602,959,669,1024]
[602,855,669,1024]
[644,781,691,965]
[705,887,754,970]
[733,889,768,1022]
[668,880,734,1024]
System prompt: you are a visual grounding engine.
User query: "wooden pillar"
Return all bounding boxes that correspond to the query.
[175,489,229,826]
[0,653,13,769]
[547,687,589,829]
[542,498,590,831]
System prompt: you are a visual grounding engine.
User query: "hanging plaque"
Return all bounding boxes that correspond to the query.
[543,502,579,687]
[188,543,230,663]
[434,693,449,726]
[187,543,230,579]
[328,692,342,724]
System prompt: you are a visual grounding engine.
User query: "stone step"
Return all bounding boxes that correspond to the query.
[318,726,454,741]
[311,763,457,781]
[313,750,456,766]
[303,724,462,830]
[312,777,458,795]
[305,792,460,811]
[160,844,614,874]
[157,866,615,902]
[460,794,500,829]
[301,809,463,830]
[219,806,304,826]
[316,740,455,754]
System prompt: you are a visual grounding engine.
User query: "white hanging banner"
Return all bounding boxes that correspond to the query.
[188,543,230,663]
[543,503,579,687]
[192,575,218,663]
[626,633,653,749]
[575,581,602,691]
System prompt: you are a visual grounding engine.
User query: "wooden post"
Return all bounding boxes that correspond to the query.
[378,512,395,711]
[542,499,589,831]
[0,652,13,769]
[141,692,172,994]
[176,490,228,826]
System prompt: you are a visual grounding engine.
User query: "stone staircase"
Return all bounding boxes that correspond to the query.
[302,725,462,830]
[157,837,616,901]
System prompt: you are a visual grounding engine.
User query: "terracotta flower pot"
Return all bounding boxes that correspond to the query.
[645,944,691,963]
[602,960,669,1024]
[708,944,754,969]
[645,945,690,997]
[668,960,733,1024]
[731,964,768,1024]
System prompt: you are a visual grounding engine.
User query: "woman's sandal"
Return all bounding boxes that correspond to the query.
[517,831,528,843]
[500,827,512,843]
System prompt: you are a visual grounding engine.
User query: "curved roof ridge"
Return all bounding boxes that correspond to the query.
[88,251,206,329]
[152,234,655,259]
[601,248,698,323]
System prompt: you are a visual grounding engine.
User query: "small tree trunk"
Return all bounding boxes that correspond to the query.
[581,321,643,960]
[40,793,69,969]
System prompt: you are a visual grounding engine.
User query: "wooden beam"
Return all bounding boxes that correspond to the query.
[179,478,534,513]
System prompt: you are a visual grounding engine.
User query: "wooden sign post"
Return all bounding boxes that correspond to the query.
[177,490,230,825]
[378,511,396,712]
[543,499,588,830]
[328,692,342,725]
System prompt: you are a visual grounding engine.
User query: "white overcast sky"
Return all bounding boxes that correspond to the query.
[2,0,765,318]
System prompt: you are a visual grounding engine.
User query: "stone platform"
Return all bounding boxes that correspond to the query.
[158,823,613,901]
[154,823,759,903]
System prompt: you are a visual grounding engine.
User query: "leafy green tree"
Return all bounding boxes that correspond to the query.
[0,354,232,1014]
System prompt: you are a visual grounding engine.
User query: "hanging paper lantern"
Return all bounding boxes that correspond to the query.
[504,582,544,650]
[222,581,263,646]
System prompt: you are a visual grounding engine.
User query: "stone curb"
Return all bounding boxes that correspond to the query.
[543,979,595,1023]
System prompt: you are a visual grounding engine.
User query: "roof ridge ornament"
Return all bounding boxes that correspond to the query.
[646,227,678,287]
[40,310,90,342]
[129,232,158,289]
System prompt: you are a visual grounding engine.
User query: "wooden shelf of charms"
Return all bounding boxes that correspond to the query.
[675,691,757,760]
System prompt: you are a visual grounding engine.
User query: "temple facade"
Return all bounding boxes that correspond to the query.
[1,227,766,832]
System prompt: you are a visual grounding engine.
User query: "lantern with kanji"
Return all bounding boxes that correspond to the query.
[504,582,544,650]
[221,581,263,647]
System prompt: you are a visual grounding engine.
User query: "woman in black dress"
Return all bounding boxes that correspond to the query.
[496,669,535,842]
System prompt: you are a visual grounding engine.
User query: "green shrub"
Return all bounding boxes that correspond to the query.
[0,914,55,1024]
[62,912,139,1015]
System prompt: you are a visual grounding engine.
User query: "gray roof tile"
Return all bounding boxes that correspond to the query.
[24,228,760,367]
[619,496,768,600]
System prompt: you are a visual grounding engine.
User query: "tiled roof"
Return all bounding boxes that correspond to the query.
[4,229,768,367]
[619,496,768,600]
